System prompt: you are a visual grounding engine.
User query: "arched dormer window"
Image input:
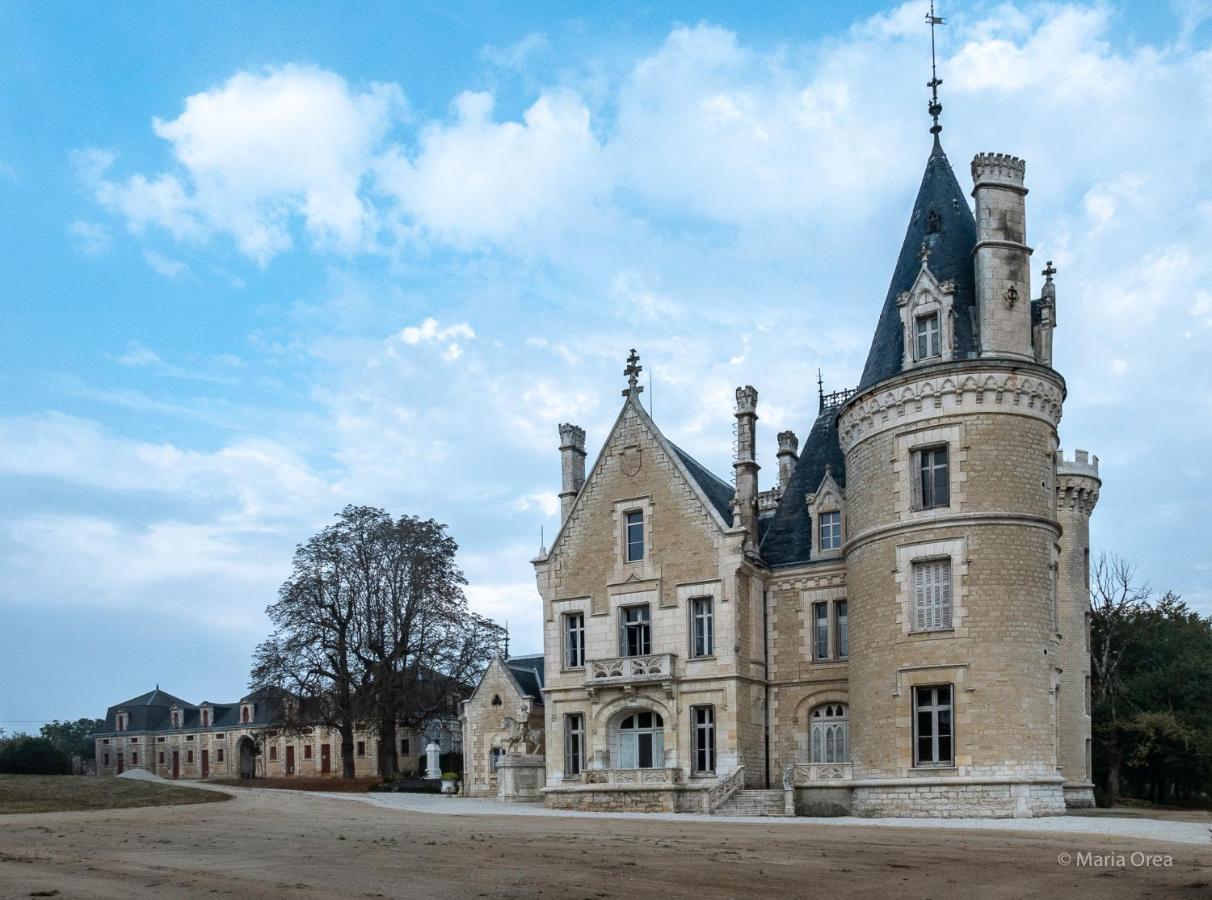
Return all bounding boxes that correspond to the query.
[926,209,941,233]
[810,704,849,764]
[241,705,252,725]
[116,712,126,732]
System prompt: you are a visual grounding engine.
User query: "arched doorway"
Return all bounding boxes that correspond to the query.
[617,710,664,769]
[238,736,258,779]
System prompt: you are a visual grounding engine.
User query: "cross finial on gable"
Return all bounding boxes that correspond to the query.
[1043,260,1057,282]
[623,348,644,397]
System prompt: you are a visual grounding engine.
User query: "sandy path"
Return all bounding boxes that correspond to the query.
[1,786,1209,899]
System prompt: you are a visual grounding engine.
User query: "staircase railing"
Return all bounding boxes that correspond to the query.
[703,766,745,813]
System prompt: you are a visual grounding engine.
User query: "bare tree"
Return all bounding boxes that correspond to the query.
[1089,552,1153,800]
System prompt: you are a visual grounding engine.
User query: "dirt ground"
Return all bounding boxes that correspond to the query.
[0,787,1208,899]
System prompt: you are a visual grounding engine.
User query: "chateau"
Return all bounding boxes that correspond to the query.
[501,124,1100,817]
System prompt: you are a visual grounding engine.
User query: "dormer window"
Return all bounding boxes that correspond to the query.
[241,705,252,724]
[915,312,941,360]
[926,209,941,233]
[116,713,126,732]
[819,511,842,551]
[171,711,180,729]
[625,510,644,562]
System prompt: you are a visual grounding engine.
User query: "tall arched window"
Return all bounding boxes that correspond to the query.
[810,703,849,764]
[618,711,664,769]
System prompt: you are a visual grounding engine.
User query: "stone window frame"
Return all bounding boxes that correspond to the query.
[809,703,849,764]
[689,596,715,659]
[618,602,653,657]
[690,704,716,774]
[897,266,956,371]
[893,423,968,522]
[894,537,969,637]
[562,610,586,670]
[806,468,845,561]
[911,683,955,768]
[563,712,585,778]
[799,586,847,663]
[612,496,656,577]
[893,664,971,773]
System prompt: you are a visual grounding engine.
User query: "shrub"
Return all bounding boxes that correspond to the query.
[441,771,459,781]
[0,736,71,775]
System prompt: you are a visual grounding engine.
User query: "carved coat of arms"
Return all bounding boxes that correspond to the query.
[621,445,642,477]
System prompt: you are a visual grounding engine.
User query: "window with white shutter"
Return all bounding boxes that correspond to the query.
[912,559,952,631]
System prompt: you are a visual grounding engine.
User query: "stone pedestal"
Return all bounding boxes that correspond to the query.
[425,742,441,780]
[496,754,545,802]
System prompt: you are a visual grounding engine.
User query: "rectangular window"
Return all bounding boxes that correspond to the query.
[918,446,950,509]
[819,511,842,550]
[813,601,829,660]
[912,559,953,631]
[401,738,410,756]
[132,752,138,765]
[185,735,194,741]
[269,746,277,761]
[159,752,164,764]
[357,741,366,757]
[620,604,651,657]
[130,737,138,743]
[157,737,165,743]
[304,745,312,759]
[563,612,585,668]
[490,747,504,772]
[564,713,585,777]
[692,706,716,774]
[103,753,109,766]
[216,748,224,763]
[187,750,193,764]
[915,312,941,360]
[691,597,714,658]
[913,685,954,767]
[835,600,849,659]
[625,510,645,562]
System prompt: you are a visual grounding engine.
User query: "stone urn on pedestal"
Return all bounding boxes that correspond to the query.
[424,742,442,780]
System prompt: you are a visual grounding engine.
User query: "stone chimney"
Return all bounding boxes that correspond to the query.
[776,430,799,491]
[733,386,759,541]
[972,152,1034,361]
[558,423,586,522]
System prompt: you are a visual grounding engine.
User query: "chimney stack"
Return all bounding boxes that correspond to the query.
[558,423,586,522]
[733,386,759,541]
[776,430,799,492]
[971,153,1034,361]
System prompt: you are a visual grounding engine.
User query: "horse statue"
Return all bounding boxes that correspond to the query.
[494,716,544,756]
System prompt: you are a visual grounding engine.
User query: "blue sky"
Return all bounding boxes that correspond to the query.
[2,1,1210,730]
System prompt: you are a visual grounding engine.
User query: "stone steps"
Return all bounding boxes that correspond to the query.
[713,788,788,817]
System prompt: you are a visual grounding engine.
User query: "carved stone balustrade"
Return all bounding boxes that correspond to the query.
[789,763,853,787]
[584,653,677,697]
[582,767,682,786]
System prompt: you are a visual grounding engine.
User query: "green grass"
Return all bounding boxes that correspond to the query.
[0,775,231,815]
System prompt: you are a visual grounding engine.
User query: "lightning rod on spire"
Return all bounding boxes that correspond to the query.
[927,1,946,135]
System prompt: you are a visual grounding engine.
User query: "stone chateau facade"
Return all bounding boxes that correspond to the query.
[520,133,1100,818]
[94,687,459,781]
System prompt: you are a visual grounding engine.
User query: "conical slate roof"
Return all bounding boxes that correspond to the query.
[857,137,978,392]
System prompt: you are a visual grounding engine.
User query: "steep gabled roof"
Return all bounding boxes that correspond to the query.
[506,654,545,703]
[858,137,979,392]
[669,443,735,526]
[758,406,847,567]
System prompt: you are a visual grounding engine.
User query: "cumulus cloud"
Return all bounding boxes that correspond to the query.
[83,66,404,263]
[68,220,111,257]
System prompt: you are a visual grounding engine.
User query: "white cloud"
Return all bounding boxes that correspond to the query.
[143,249,190,279]
[116,340,162,367]
[377,89,607,247]
[68,220,111,257]
[85,66,404,263]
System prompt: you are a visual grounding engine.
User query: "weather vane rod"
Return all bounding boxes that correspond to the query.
[927,1,945,135]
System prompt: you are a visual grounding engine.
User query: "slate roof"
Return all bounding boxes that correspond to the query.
[857,136,979,392]
[758,406,847,568]
[506,654,545,704]
[669,443,735,526]
[99,686,288,734]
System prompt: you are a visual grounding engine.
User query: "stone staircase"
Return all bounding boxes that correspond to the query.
[712,788,788,817]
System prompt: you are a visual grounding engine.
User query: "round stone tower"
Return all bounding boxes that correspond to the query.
[838,141,1069,817]
[1055,450,1100,807]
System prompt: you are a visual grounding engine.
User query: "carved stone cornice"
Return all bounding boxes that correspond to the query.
[838,364,1065,453]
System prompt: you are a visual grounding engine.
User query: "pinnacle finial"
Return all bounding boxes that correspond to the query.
[817,369,825,410]
[927,1,945,135]
[623,348,644,397]
[919,240,932,267]
[1043,260,1057,282]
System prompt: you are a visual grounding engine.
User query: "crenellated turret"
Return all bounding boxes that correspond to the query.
[972,152,1035,361]
[557,423,586,522]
